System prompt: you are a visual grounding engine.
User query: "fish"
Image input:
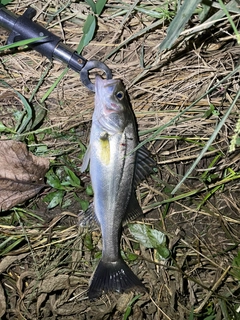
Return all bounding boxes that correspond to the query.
[80,75,155,299]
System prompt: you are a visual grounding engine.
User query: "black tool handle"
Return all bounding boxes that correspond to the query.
[0,5,112,91]
[0,5,87,72]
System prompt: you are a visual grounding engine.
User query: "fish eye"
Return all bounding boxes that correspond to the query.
[116,91,124,100]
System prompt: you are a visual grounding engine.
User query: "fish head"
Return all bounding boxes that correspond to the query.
[94,76,133,133]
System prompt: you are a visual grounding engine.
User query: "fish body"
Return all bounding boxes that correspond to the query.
[81,76,154,299]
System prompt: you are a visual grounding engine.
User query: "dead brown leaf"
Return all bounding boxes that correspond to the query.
[0,140,50,211]
[0,253,29,274]
[0,283,6,318]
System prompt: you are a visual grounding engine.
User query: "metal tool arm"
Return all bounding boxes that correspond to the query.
[0,5,112,91]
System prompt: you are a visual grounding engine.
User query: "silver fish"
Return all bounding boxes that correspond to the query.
[81,76,155,299]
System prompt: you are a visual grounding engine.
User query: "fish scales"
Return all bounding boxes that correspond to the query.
[80,76,155,299]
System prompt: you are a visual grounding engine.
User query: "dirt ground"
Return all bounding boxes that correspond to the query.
[0,1,240,319]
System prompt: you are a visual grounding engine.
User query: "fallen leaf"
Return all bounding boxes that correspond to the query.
[38,275,73,293]
[0,140,50,211]
[0,283,6,318]
[0,253,29,274]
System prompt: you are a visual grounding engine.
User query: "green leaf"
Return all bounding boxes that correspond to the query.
[0,36,46,51]
[123,295,141,320]
[0,122,7,132]
[128,223,153,248]
[44,190,65,209]
[128,224,169,260]
[74,193,89,211]
[123,305,131,320]
[84,232,94,250]
[45,169,64,190]
[85,0,96,13]
[159,0,201,51]
[0,80,33,134]
[86,184,93,196]
[0,0,14,5]
[0,121,15,133]
[198,1,212,22]
[77,15,96,53]
[0,236,24,255]
[156,245,170,260]
[95,0,107,15]
[126,252,138,261]
[64,166,81,187]
[147,228,166,248]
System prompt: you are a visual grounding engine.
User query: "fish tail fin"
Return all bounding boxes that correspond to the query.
[88,258,146,300]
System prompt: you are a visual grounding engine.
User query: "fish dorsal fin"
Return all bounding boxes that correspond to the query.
[134,146,156,187]
[81,145,91,173]
[123,192,143,224]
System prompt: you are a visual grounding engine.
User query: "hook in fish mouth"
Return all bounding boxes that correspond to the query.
[80,60,113,92]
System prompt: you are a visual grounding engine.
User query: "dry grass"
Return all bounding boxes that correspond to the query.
[0,0,240,319]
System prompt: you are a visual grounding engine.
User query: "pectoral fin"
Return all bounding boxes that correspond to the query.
[81,145,91,172]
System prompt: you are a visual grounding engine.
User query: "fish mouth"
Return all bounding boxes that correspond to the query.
[95,75,124,113]
[95,75,120,88]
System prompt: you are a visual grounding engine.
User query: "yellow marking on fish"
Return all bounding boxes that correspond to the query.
[99,132,110,165]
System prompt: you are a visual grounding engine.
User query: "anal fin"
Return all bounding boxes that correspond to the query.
[123,192,143,224]
[78,202,99,229]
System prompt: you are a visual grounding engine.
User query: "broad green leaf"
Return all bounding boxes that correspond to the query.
[85,0,96,13]
[74,193,89,211]
[44,190,65,209]
[45,169,64,190]
[128,223,153,248]
[198,1,212,22]
[96,0,108,15]
[147,228,166,248]
[126,252,138,261]
[129,223,169,260]
[86,184,93,196]
[64,166,81,187]
[159,0,201,51]
[1,0,15,6]
[123,305,131,320]
[156,245,170,260]
[77,15,96,53]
